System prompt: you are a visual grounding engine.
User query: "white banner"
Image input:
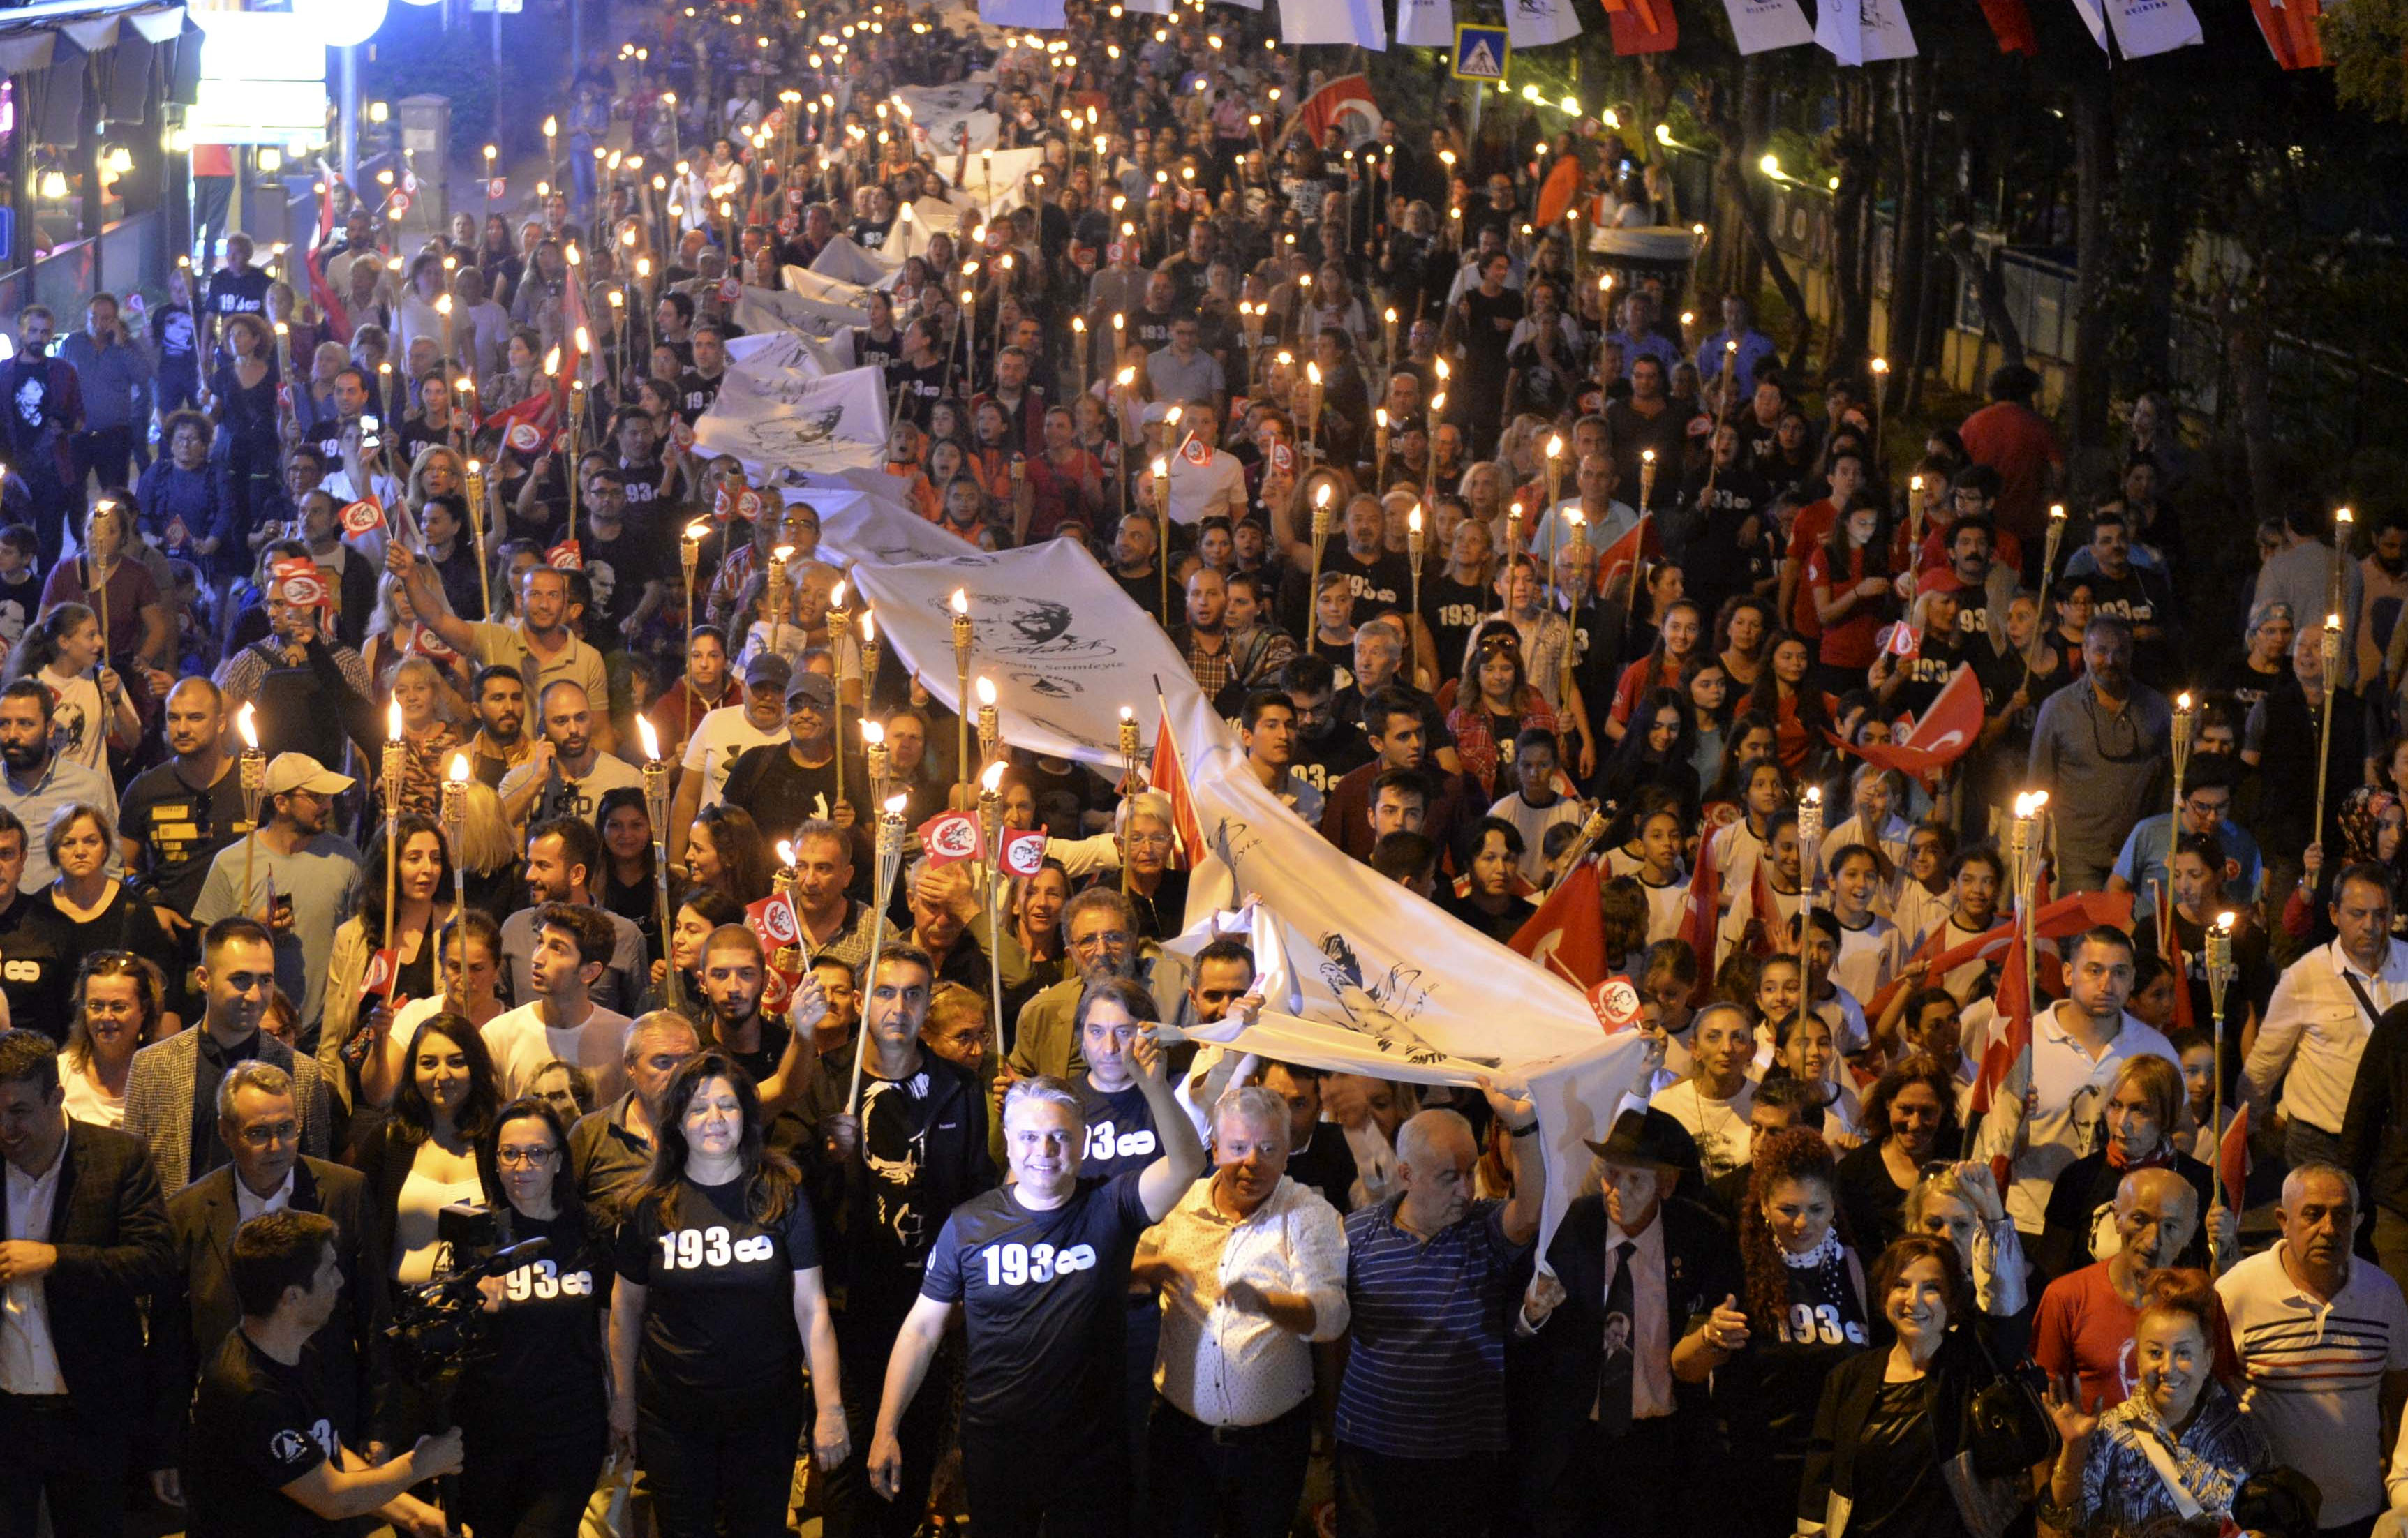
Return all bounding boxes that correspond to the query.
[808,485,981,568]
[1723,0,1815,51]
[979,0,1066,24]
[1397,0,1452,43]
[810,236,902,288]
[1815,0,1917,61]
[897,80,1002,154]
[1126,0,1174,13]
[1281,0,1385,46]
[2070,0,2202,54]
[693,363,890,484]
[730,287,867,356]
[850,538,1202,769]
[1217,0,1263,10]
[724,329,852,382]
[1506,0,1582,45]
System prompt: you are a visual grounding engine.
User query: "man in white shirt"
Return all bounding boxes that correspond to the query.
[668,651,794,865]
[2218,1165,2408,1537]
[483,904,632,1105]
[1134,1083,1348,1536]
[1161,409,1247,527]
[1974,925,2180,1234]
[2243,862,2408,1170]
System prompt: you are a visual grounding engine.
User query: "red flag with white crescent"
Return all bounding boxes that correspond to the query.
[1832,664,1984,778]
[1676,817,1722,1003]
[1508,860,1607,993]
[1149,701,1207,869]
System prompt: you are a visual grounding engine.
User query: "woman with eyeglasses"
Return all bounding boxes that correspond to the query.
[1114,793,1186,943]
[608,1051,849,1538]
[1835,1055,1965,1253]
[36,802,186,1031]
[456,1096,613,1538]
[59,951,165,1126]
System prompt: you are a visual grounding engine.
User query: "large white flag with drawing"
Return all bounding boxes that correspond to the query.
[803,484,979,568]
[895,80,1002,153]
[2069,0,2202,54]
[693,361,889,482]
[1816,0,1917,61]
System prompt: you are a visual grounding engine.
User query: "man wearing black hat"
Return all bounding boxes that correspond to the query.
[1508,1105,1739,1538]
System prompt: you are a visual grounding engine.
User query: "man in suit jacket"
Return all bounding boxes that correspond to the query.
[124,916,334,1194]
[0,1025,174,1538]
[148,1059,390,1505]
[1508,1105,1738,1538]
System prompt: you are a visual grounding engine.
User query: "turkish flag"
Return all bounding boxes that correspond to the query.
[1976,0,2042,53]
[1593,514,1662,596]
[1676,820,1722,1003]
[1834,664,1984,779]
[1509,860,1608,994]
[1609,0,1679,53]
[1150,701,1207,869]
[2247,0,2323,67]
[2219,1105,2250,1208]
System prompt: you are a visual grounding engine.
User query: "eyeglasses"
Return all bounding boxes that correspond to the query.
[496,1145,560,1168]
[237,1120,300,1149]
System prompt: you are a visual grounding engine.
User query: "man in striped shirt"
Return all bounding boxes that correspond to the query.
[1334,1085,1542,1538]
[2215,1164,2408,1538]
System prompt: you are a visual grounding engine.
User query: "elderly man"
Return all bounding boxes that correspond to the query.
[1007,887,1159,1084]
[2219,1165,2408,1538]
[1135,1083,1348,1538]
[2032,1167,2229,1412]
[2028,615,2173,892]
[2247,861,2408,1171]
[866,1052,1205,1537]
[1335,1084,1543,1538]
[565,1011,699,1230]
[149,1061,387,1506]
[1512,1107,1728,1538]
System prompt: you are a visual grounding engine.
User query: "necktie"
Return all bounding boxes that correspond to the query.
[1597,1239,1636,1438]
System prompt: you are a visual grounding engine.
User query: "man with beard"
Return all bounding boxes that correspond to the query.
[811,947,995,1538]
[1277,654,1369,795]
[2028,618,2173,893]
[498,818,646,1018]
[121,678,246,955]
[718,670,842,844]
[392,551,613,753]
[1109,512,1168,625]
[211,558,378,773]
[463,666,533,788]
[498,681,643,832]
[482,903,634,1103]
[669,652,794,858]
[1279,494,1409,636]
[191,757,362,1043]
[0,681,118,891]
[2032,1167,2231,1412]
[2217,1165,2408,1538]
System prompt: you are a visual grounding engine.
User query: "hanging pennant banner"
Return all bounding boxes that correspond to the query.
[1816,0,1917,63]
[1281,0,1385,47]
[1399,0,1455,45]
[2069,0,2201,54]
[1505,0,1582,46]
[1720,0,1814,52]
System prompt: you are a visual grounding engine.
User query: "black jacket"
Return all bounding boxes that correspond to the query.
[19,1119,174,1420]
[1794,1326,2002,1531]
[2342,999,2408,1223]
[1508,1193,1739,1511]
[149,1156,391,1466]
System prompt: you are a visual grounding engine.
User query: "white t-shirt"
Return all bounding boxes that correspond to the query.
[1830,914,1905,1008]
[481,1000,633,1107]
[38,669,107,774]
[1637,874,1689,946]
[1649,1077,1757,1183]
[680,702,787,809]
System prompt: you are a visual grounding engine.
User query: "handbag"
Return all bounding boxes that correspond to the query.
[1963,1324,2061,1480]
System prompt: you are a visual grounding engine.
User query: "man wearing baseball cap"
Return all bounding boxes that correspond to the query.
[191,752,364,1039]
[667,649,796,870]
[718,664,844,847]
[1510,1105,1730,1537]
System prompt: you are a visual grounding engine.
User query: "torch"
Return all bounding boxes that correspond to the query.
[771,842,803,980]
[975,676,999,770]
[1374,408,1390,488]
[1797,785,1824,929]
[862,718,891,806]
[1406,503,1426,639]
[859,606,881,717]
[978,759,1009,1060]
[443,754,469,1008]
[681,518,708,647]
[238,703,266,916]
[2204,909,2237,1268]
[1561,511,1589,708]
[380,699,405,977]
[2334,505,2356,678]
[1152,456,1172,622]
[765,544,794,657]
[1639,449,1658,516]
[844,794,910,1115]
[637,717,681,1012]
[2317,613,2342,842]
[1868,355,1889,455]
[465,456,493,618]
[2009,789,2051,1131]
[2036,502,2068,621]
[1118,705,1141,893]
[951,589,973,804]
[1543,433,1565,611]
[827,580,850,815]
[1301,361,1321,465]
[1307,483,1334,635]
[2170,691,2195,858]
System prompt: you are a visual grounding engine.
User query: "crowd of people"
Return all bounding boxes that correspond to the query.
[6,1,2408,1537]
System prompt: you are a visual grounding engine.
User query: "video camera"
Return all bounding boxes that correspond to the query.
[385,1202,549,1397]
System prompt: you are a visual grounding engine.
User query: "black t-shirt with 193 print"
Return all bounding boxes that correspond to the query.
[186,1330,343,1538]
[613,1175,821,1403]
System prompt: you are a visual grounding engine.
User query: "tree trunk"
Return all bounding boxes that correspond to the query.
[1885,57,1937,419]
[2068,64,2117,454]
[1829,75,1878,384]
[1943,223,2024,368]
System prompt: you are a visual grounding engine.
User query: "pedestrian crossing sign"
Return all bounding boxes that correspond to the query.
[1452,24,1509,81]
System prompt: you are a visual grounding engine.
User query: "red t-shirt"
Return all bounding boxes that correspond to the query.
[2032,1260,2240,1413]
[1959,401,2065,542]
[1801,544,1887,670]
[1786,499,1839,638]
[1610,655,1686,726]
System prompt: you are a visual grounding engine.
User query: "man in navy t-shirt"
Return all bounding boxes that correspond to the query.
[865,1030,1204,1538]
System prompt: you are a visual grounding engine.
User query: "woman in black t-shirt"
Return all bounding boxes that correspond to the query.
[609,1052,849,1538]
[459,1098,611,1538]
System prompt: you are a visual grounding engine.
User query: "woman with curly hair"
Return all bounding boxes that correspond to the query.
[1447,622,1559,801]
[2039,1268,2268,1537]
[1677,1126,1868,1534]
[1836,1054,1965,1252]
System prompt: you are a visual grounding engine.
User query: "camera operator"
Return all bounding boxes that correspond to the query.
[186,1209,459,1538]
[150,1061,390,1510]
[458,1096,612,1538]
[608,1050,850,1538]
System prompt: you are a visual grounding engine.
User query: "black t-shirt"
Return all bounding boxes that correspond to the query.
[673,370,722,425]
[613,1175,821,1402]
[1458,287,1524,384]
[849,217,895,251]
[461,1211,613,1441]
[921,1171,1154,1437]
[121,759,250,916]
[186,1329,341,1538]
[719,742,841,845]
[852,327,902,373]
[0,894,73,1029]
[1290,722,1372,797]
[616,455,669,515]
[889,359,949,426]
[1320,546,1413,627]
[205,268,274,334]
[0,570,42,654]
[841,1061,973,1315]
[1421,574,1491,676]
[1724,1248,1870,1458]
[1073,1081,1159,1181]
[579,518,664,631]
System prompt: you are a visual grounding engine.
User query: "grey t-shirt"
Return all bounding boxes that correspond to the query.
[191,834,364,1029]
